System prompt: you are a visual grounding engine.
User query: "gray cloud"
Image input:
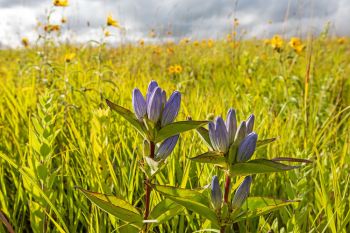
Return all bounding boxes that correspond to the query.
[0,0,349,47]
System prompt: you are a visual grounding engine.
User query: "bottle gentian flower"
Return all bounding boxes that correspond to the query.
[147,87,162,122]
[155,135,179,161]
[131,80,181,160]
[132,89,147,120]
[236,133,258,162]
[232,176,252,209]
[208,109,258,163]
[132,80,181,126]
[211,175,222,209]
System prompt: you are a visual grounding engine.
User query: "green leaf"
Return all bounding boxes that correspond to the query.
[152,185,219,227]
[230,159,300,176]
[155,120,208,143]
[256,138,276,148]
[106,99,147,138]
[149,199,184,224]
[77,187,143,228]
[196,127,213,149]
[40,143,51,158]
[233,197,299,222]
[189,151,227,167]
[152,184,209,205]
[37,164,48,180]
[271,157,312,163]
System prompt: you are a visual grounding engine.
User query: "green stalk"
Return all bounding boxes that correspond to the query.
[144,141,155,221]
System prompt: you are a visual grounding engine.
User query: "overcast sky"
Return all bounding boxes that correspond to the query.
[0,0,349,47]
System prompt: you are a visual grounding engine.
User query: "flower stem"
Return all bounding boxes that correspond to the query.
[224,173,230,203]
[144,141,155,221]
[220,174,231,233]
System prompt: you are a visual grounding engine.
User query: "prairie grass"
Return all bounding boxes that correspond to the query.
[0,37,349,232]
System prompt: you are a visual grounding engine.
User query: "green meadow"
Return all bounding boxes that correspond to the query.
[0,36,350,232]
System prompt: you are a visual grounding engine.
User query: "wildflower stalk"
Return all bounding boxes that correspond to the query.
[144,141,155,221]
[224,173,230,203]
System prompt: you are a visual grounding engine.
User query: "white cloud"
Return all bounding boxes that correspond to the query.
[0,0,349,48]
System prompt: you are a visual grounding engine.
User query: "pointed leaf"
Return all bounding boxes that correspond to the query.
[155,120,208,143]
[152,185,218,227]
[189,151,227,167]
[166,195,219,227]
[152,184,209,206]
[106,99,147,138]
[230,159,300,176]
[256,138,276,148]
[233,197,299,222]
[77,187,143,228]
[149,199,184,224]
[196,127,213,149]
[271,157,312,163]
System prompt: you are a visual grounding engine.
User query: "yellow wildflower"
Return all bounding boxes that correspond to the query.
[180,38,190,44]
[44,24,60,33]
[139,39,145,46]
[53,0,68,7]
[65,53,76,63]
[289,37,305,54]
[207,39,214,48]
[21,38,29,48]
[168,65,182,74]
[270,35,283,50]
[107,14,119,27]
[167,47,174,54]
[104,30,110,37]
[168,65,175,74]
[61,17,67,24]
[337,37,347,44]
[153,47,162,55]
[193,40,200,46]
[174,65,182,73]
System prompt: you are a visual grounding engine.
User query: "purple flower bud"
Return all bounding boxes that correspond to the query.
[146,80,159,106]
[155,135,179,160]
[211,175,222,209]
[246,114,255,134]
[232,176,252,209]
[235,121,247,144]
[132,88,147,120]
[161,90,167,107]
[236,132,258,162]
[161,91,181,127]
[209,117,229,153]
[214,117,229,153]
[147,87,162,123]
[226,108,237,145]
[208,121,217,148]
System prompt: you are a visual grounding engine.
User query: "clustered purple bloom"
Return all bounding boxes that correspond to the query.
[132,81,181,160]
[132,80,181,127]
[210,175,252,210]
[208,108,257,162]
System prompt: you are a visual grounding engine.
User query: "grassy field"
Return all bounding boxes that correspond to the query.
[0,36,350,232]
